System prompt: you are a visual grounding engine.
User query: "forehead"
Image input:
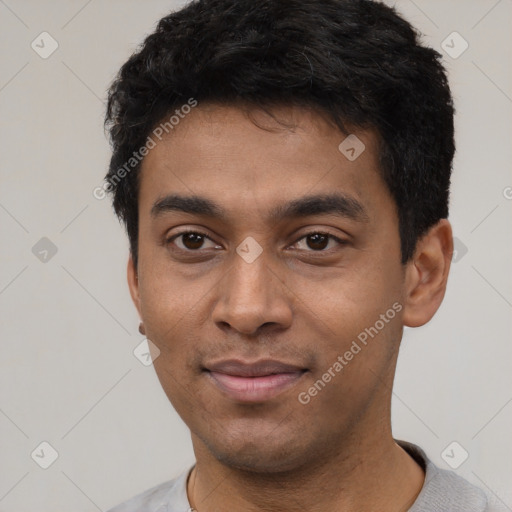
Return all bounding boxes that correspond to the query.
[138,103,389,221]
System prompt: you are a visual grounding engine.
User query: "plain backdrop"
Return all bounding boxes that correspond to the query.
[0,1,511,510]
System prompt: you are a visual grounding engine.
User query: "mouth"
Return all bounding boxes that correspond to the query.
[203,359,308,403]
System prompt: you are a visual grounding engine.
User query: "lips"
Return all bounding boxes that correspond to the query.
[206,359,305,377]
[204,359,307,403]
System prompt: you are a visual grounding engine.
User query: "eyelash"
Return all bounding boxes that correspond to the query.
[165,230,347,254]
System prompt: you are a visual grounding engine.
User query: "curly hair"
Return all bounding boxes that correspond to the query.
[104,0,454,268]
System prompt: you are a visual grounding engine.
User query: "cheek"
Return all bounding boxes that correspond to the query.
[136,241,208,330]
[295,311,402,432]
[137,269,197,365]
[292,259,403,402]
[297,257,402,341]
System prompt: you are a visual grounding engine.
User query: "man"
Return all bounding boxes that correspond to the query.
[103,0,503,510]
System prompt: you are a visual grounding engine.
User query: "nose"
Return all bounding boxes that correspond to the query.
[211,250,293,336]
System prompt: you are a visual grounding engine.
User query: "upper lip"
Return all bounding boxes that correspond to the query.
[205,359,306,377]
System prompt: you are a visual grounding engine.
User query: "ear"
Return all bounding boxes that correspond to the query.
[402,219,453,328]
[127,254,143,320]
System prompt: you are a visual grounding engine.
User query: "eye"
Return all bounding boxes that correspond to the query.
[167,231,221,251]
[292,232,347,252]
[165,230,347,255]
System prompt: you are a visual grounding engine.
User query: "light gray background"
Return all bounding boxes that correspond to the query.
[0,0,511,510]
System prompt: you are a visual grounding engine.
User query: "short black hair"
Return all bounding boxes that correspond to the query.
[104,0,454,268]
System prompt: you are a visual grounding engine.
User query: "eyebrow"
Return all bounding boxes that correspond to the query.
[150,192,369,223]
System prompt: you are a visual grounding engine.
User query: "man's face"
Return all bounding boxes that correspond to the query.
[130,103,407,472]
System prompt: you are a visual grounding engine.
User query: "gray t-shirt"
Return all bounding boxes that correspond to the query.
[107,441,507,512]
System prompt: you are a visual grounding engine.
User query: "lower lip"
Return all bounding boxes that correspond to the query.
[206,370,306,403]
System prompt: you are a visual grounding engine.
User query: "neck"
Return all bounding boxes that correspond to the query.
[187,432,424,512]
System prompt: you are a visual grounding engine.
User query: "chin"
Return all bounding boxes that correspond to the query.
[213,448,303,474]
[201,427,315,474]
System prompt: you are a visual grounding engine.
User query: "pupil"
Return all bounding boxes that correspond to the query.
[307,234,328,250]
[184,233,204,249]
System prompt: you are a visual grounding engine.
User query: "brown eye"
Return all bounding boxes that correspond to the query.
[167,231,221,252]
[306,233,329,250]
[181,232,205,250]
[292,232,347,252]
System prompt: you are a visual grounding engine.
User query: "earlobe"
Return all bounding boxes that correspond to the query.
[402,219,453,328]
[127,254,143,320]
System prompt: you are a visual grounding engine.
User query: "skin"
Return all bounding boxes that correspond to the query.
[127,103,453,512]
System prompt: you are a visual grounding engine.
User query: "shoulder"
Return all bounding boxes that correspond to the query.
[419,464,487,510]
[106,466,193,512]
[397,440,506,512]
